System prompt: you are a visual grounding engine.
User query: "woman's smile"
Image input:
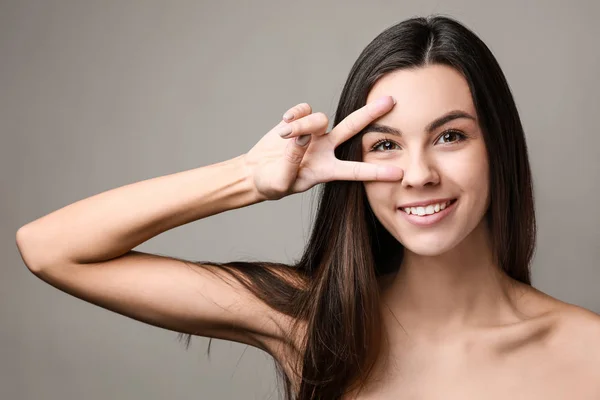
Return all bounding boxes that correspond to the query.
[399,198,458,227]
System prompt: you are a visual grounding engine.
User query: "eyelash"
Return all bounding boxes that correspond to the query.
[369,129,468,152]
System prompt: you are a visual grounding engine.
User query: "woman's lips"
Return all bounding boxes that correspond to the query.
[399,199,457,227]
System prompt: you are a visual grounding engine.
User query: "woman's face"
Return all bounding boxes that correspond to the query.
[362,64,490,256]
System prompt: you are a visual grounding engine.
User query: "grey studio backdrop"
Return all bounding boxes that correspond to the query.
[2,1,599,399]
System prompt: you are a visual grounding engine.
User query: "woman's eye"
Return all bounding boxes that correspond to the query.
[370,139,400,152]
[436,130,466,144]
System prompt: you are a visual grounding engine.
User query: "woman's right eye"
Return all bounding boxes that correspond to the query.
[370,139,401,152]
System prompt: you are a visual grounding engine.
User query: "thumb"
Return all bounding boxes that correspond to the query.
[283,134,312,165]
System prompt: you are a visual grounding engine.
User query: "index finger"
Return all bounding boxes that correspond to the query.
[331,160,404,182]
[331,96,396,146]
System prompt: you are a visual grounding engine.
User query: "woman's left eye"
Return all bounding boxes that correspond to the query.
[370,139,400,152]
[436,130,467,145]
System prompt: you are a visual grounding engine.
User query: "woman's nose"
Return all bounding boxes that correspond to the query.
[400,153,440,188]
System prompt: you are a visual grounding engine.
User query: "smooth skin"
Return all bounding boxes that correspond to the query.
[273,65,600,399]
[16,65,600,399]
[14,91,403,395]
[244,95,404,201]
[347,65,600,399]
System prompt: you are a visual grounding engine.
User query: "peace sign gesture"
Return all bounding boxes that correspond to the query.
[243,96,404,201]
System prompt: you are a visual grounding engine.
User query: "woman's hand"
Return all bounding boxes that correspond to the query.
[243,96,403,201]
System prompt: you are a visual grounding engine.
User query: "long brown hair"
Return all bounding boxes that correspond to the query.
[179,14,536,399]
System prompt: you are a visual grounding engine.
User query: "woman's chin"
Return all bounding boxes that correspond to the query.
[400,238,456,257]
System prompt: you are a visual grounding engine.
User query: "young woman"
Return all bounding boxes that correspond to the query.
[16,15,600,400]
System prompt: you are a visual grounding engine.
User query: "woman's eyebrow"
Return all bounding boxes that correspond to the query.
[363,110,476,137]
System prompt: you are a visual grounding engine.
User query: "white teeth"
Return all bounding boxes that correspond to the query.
[403,200,452,216]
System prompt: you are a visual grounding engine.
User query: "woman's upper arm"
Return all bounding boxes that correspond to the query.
[26,250,297,353]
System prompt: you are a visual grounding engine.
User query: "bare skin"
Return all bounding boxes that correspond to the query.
[273,65,600,398]
[16,64,600,399]
[270,281,600,400]
[342,65,600,399]
[339,280,600,399]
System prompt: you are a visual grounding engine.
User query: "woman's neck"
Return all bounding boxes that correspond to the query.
[381,220,525,343]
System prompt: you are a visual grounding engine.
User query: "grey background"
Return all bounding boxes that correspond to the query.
[2,1,599,399]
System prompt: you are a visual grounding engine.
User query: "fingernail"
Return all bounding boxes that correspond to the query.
[279,124,293,137]
[296,135,311,146]
[283,113,294,121]
[376,96,395,106]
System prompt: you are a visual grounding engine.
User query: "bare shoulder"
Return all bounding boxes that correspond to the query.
[520,287,600,398]
[539,295,600,387]
[552,301,600,352]
[560,303,600,330]
[515,284,599,360]
[516,284,600,337]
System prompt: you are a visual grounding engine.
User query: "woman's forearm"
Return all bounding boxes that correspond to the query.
[17,154,263,269]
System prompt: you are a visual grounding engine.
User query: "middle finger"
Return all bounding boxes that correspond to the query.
[279,112,329,139]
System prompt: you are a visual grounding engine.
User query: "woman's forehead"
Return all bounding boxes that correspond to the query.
[366,65,476,125]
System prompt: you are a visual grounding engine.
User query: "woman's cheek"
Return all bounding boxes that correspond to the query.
[364,181,396,210]
[448,142,488,179]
